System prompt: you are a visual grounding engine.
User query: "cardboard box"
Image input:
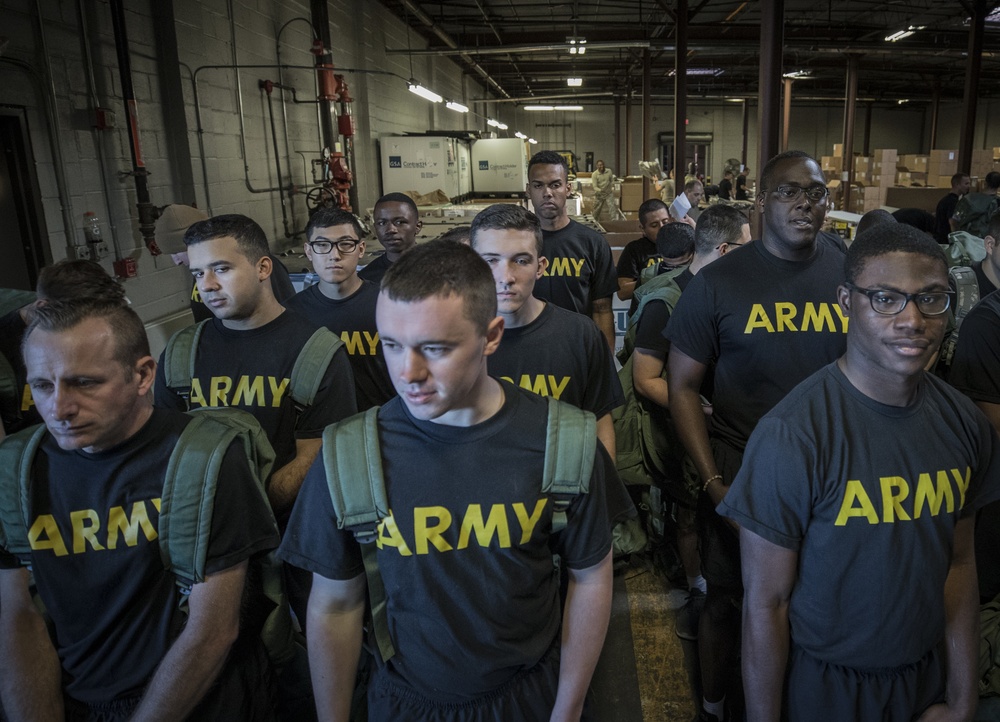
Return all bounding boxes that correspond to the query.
[833,143,844,157]
[994,147,1000,161]
[619,177,645,212]
[869,174,894,187]
[885,186,948,213]
[933,175,954,188]
[822,156,843,172]
[854,156,872,172]
[899,155,929,173]
[873,149,898,165]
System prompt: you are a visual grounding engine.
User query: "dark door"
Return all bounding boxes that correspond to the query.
[0,108,49,290]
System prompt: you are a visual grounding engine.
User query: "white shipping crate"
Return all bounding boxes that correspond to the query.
[380,136,461,200]
[471,138,529,194]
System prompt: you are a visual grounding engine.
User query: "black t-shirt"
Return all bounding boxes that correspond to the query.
[817,230,849,254]
[718,179,733,200]
[735,174,748,201]
[190,254,295,323]
[0,408,279,703]
[284,281,395,411]
[616,237,660,315]
[154,311,357,470]
[721,363,1000,668]
[279,386,613,702]
[935,192,961,244]
[665,241,847,451]
[488,303,624,419]
[358,253,393,285]
[0,309,41,433]
[973,261,998,300]
[535,219,618,316]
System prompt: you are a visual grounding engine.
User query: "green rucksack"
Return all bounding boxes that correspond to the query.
[162,319,343,411]
[980,593,1000,697]
[320,398,597,663]
[953,193,999,239]
[0,408,297,667]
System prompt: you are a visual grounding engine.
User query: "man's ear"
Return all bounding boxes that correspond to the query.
[986,235,997,257]
[837,284,852,316]
[258,254,273,281]
[483,316,505,356]
[536,256,549,279]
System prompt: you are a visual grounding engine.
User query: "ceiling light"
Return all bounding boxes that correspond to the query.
[567,37,587,55]
[528,138,538,144]
[897,99,910,105]
[486,118,508,130]
[515,131,527,139]
[668,68,724,77]
[523,105,555,111]
[567,78,582,87]
[782,70,811,79]
[446,101,469,113]
[407,80,442,103]
[885,25,924,42]
[554,105,583,111]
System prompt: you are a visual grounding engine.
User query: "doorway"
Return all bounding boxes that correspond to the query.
[0,107,49,291]
[658,132,715,184]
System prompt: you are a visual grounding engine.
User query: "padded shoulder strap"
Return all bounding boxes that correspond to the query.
[542,398,597,533]
[162,320,209,401]
[159,413,236,586]
[321,406,395,662]
[289,327,344,409]
[0,425,48,557]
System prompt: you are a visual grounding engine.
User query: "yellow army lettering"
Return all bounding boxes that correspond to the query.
[191,286,202,303]
[341,330,380,356]
[21,383,34,411]
[28,499,161,556]
[833,468,971,526]
[499,374,571,399]
[743,302,849,334]
[544,258,585,277]
[188,376,290,408]
[375,500,549,555]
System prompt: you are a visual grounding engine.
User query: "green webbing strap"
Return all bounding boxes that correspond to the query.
[0,425,47,558]
[542,398,597,533]
[321,406,395,662]
[159,413,232,586]
[162,320,209,405]
[289,328,343,409]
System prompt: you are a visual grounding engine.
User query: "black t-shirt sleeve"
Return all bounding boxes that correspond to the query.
[616,242,643,281]
[950,302,1000,404]
[204,441,281,575]
[592,238,619,301]
[582,325,625,417]
[153,350,188,412]
[664,272,718,365]
[635,300,671,353]
[295,346,359,438]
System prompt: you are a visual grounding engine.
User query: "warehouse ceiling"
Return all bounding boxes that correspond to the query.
[381,0,1000,107]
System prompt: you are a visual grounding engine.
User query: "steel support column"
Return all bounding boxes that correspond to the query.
[756,0,782,182]
[929,82,940,151]
[782,77,792,152]
[614,96,622,179]
[842,55,859,211]
[741,99,749,169]
[863,102,872,156]
[958,1,986,173]
[626,91,633,178]
[674,0,688,186]
[642,48,652,200]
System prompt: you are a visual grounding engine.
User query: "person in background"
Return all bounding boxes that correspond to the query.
[359,193,423,284]
[591,159,614,222]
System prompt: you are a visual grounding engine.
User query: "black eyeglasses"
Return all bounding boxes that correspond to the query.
[307,239,361,254]
[769,185,829,203]
[845,283,952,316]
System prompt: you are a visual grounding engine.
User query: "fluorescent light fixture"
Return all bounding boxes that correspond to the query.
[528,138,538,144]
[668,68,724,77]
[885,25,924,42]
[782,70,811,79]
[515,131,527,139]
[897,99,910,105]
[407,80,442,103]
[567,37,587,55]
[567,77,583,87]
[523,105,555,111]
[554,105,583,111]
[446,101,469,113]
[486,118,509,130]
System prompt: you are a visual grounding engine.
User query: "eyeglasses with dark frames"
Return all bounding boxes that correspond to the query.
[845,283,952,317]
[769,185,829,203]
[307,239,362,254]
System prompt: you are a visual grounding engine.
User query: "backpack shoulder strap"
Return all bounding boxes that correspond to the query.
[321,406,395,662]
[289,327,344,409]
[0,425,49,558]
[541,398,597,533]
[162,320,209,402]
[159,412,237,587]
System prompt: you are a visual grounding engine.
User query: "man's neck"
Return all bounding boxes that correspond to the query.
[318,274,362,301]
[760,234,817,262]
[221,295,285,331]
[502,297,545,329]
[539,214,571,232]
[984,258,1000,290]
[837,355,921,408]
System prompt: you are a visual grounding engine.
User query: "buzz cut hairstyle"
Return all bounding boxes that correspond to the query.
[683,178,703,193]
[24,299,150,378]
[306,208,365,242]
[437,225,472,245]
[760,150,819,193]
[528,150,569,176]
[845,222,947,286]
[36,259,127,306]
[381,239,497,334]
[985,171,1000,191]
[183,213,270,264]
[638,198,669,226]
[375,192,419,217]
[656,222,695,259]
[694,205,748,255]
[951,172,970,186]
[469,204,543,255]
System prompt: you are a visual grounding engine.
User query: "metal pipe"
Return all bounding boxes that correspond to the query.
[958,0,985,173]
[262,82,299,239]
[614,96,621,180]
[471,91,613,104]
[276,17,321,157]
[674,0,688,186]
[642,48,652,199]
[756,0,783,182]
[862,102,872,156]
[842,55,859,211]
[387,40,652,57]
[741,98,749,168]
[625,91,633,176]
[929,82,940,151]
[782,78,792,152]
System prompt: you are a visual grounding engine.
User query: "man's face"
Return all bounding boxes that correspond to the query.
[376,292,502,426]
[685,183,704,205]
[596,161,605,173]
[957,176,971,195]
[758,157,828,252]
[24,316,154,453]
[474,228,547,316]
[641,207,671,242]
[838,251,949,383]
[188,236,268,323]
[305,223,365,285]
[527,164,570,222]
[373,202,421,256]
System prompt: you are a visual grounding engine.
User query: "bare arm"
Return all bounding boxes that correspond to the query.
[596,413,616,463]
[307,573,367,722]
[268,437,323,516]
[617,277,637,302]
[0,567,63,721]
[592,297,615,352]
[916,516,979,722]
[550,549,613,722]
[741,528,798,722]
[632,348,668,408]
[667,347,723,503]
[132,560,248,721]
[975,400,1000,436]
